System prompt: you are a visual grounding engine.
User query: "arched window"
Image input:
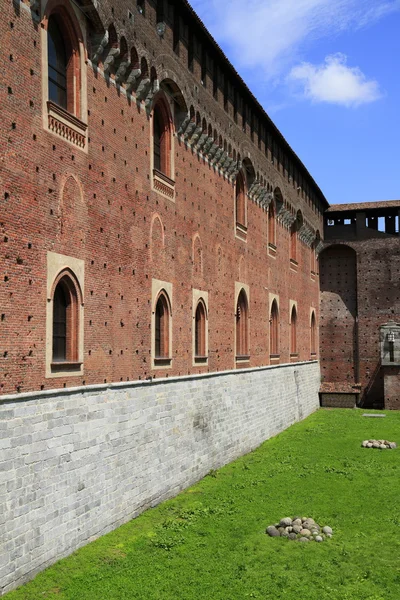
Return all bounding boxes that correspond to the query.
[311,312,317,356]
[48,17,68,110]
[47,12,81,116]
[52,273,80,363]
[311,240,316,275]
[290,305,297,356]
[236,289,249,359]
[290,221,297,262]
[235,172,246,228]
[153,101,171,177]
[270,300,279,357]
[155,292,170,359]
[195,300,207,359]
[268,201,276,247]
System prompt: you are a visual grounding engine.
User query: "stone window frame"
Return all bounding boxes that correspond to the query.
[269,293,280,362]
[192,289,209,366]
[46,252,84,378]
[235,171,247,242]
[289,300,298,359]
[310,308,317,357]
[150,93,175,202]
[151,279,173,369]
[268,199,277,257]
[41,0,88,151]
[235,282,250,364]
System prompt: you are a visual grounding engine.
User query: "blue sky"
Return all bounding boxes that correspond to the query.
[189,0,400,205]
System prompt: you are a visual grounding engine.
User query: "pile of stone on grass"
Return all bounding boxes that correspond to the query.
[266,517,333,542]
[362,439,397,449]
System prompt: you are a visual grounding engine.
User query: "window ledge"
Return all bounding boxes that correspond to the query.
[268,242,277,257]
[154,357,172,367]
[47,101,87,150]
[236,355,250,363]
[290,353,299,362]
[153,169,175,201]
[235,222,247,241]
[270,354,280,363]
[290,258,298,271]
[51,361,82,373]
[194,355,208,364]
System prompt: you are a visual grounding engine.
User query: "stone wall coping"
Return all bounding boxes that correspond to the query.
[0,361,317,405]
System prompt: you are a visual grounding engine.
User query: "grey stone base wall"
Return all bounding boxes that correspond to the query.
[0,361,320,595]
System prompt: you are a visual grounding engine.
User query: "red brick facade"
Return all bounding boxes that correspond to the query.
[0,0,327,395]
[320,204,400,409]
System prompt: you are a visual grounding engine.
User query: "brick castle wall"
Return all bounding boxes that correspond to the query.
[0,0,324,395]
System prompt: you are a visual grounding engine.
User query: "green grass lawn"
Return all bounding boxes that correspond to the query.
[6,409,400,600]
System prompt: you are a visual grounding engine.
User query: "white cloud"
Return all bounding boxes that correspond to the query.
[189,0,400,78]
[288,53,382,106]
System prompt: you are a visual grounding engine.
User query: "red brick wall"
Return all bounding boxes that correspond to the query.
[320,234,400,407]
[319,245,357,385]
[0,1,323,395]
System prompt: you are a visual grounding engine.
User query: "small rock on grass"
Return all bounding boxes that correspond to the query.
[280,517,293,527]
[266,526,280,537]
[299,537,309,543]
[322,526,333,535]
[314,536,323,542]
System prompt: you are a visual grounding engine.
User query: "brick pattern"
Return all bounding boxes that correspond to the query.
[0,1,323,395]
[320,228,400,407]
[0,361,320,594]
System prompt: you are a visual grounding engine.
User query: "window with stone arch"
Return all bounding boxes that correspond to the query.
[270,299,279,357]
[235,159,255,241]
[236,289,249,359]
[235,171,246,228]
[268,200,276,247]
[311,231,320,277]
[155,290,171,360]
[290,210,303,264]
[290,305,297,356]
[153,99,172,177]
[311,311,317,356]
[51,270,82,364]
[47,8,82,117]
[194,299,207,360]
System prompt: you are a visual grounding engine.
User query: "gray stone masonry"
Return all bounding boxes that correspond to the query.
[0,361,320,595]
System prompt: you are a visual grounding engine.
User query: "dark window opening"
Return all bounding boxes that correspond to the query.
[48,17,68,109]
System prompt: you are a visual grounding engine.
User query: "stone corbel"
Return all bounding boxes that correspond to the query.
[30,0,39,12]
[211,147,224,165]
[201,137,214,154]
[188,126,203,145]
[298,223,313,245]
[115,60,131,84]
[181,121,196,140]
[136,78,151,102]
[253,186,266,204]
[217,152,229,170]
[315,240,324,255]
[91,31,109,64]
[145,80,160,112]
[195,133,208,152]
[177,114,191,136]
[207,144,219,160]
[247,181,261,199]
[103,47,120,74]
[126,68,142,93]
[259,190,273,209]
[222,157,234,174]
